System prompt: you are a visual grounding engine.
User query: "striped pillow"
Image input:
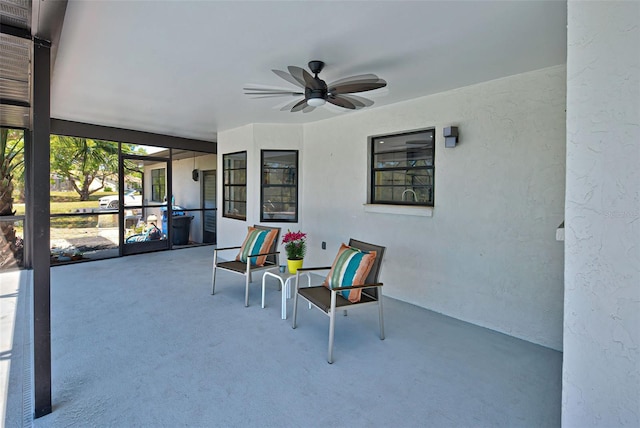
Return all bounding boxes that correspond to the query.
[323,243,377,303]
[236,227,278,266]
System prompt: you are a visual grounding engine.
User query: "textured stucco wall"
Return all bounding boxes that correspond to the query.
[301,66,566,350]
[563,1,640,426]
[217,123,304,254]
[217,125,256,247]
[217,66,566,350]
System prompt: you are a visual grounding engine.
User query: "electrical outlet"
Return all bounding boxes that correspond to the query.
[322,241,326,250]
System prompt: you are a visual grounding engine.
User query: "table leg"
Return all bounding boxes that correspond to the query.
[261,274,267,309]
[281,277,288,319]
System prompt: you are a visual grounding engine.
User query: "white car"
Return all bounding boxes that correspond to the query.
[99,190,142,209]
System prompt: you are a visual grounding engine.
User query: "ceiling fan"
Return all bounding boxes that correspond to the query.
[243,60,387,113]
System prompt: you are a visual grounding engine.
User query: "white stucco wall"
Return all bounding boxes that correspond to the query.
[563,1,640,426]
[217,124,304,254]
[302,66,566,350]
[218,66,566,350]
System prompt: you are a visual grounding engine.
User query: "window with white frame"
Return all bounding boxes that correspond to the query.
[370,128,435,206]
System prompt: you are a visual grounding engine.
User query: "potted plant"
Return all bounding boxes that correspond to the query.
[282,230,307,274]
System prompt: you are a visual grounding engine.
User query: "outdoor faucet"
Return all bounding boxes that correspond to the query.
[402,189,417,201]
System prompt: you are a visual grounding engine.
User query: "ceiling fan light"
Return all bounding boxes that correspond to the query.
[307,97,326,107]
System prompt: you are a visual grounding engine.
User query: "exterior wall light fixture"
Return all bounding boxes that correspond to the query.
[444,126,458,148]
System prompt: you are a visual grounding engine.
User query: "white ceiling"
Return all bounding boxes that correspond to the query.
[50,1,567,142]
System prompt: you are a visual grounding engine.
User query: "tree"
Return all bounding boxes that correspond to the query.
[0,128,25,269]
[50,135,119,200]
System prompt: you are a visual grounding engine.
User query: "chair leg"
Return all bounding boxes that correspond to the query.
[245,273,250,307]
[328,291,337,364]
[243,260,252,307]
[378,293,385,340]
[292,275,299,329]
[212,250,219,295]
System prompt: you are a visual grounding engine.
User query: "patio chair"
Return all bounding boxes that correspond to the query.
[291,239,385,363]
[211,225,280,307]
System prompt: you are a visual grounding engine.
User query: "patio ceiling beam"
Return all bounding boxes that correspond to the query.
[31,0,67,74]
[50,119,217,153]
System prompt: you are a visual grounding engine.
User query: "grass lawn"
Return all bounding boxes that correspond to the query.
[12,191,117,215]
[12,191,119,228]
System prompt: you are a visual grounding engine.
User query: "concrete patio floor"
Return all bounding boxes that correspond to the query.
[2,246,562,427]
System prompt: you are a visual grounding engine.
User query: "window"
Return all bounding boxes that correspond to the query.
[223,151,247,220]
[261,150,298,222]
[151,168,166,202]
[370,128,435,206]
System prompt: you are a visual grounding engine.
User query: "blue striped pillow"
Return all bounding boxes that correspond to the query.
[323,244,377,303]
[236,227,278,266]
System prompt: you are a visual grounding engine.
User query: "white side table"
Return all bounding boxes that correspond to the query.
[262,269,311,319]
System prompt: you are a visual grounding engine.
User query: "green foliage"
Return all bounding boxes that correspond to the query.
[48,136,146,201]
[50,135,120,201]
[0,128,24,215]
[1,128,25,268]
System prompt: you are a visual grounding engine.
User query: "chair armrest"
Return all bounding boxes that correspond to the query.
[214,246,242,252]
[247,251,280,258]
[243,251,281,269]
[297,266,332,272]
[331,282,383,291]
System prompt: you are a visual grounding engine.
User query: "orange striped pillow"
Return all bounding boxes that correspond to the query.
[235,227,278,266]
[322,243,376,303]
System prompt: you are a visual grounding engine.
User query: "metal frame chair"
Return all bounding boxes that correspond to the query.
[211,225,280,307]
[291,239,385,363]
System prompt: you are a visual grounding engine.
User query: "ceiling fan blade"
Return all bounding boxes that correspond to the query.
[248,65,384,113]
[303,72,322,90]
[272,69,305,88]
[330,79,387,95]
[244,83,300,90]
[338,94,375,108]
[327,95,357,110]
[290,99,308,112]
[280,98,304,111]
[243,85,304,98]
[246,94,301,99]
[244,86,301,92]
[244,90,304,96]
[328,74,380,88]
[288,65,321,89]
[287,66,311,88]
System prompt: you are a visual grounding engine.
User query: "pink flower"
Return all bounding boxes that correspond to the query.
[282,230,307,259]
[282,230,306,243]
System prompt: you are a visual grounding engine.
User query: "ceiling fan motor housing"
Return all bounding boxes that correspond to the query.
[305,85,327,102]
[307,60,327,102]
